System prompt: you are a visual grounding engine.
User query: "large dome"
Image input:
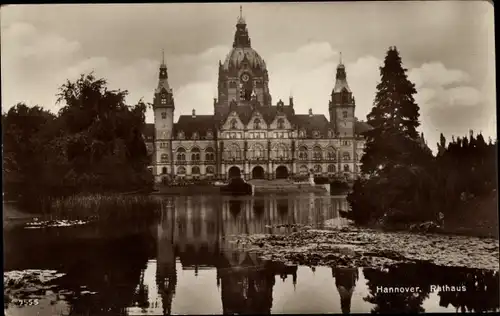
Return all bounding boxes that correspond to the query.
[222,47,266,70]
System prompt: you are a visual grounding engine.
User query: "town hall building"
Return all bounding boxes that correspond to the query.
[145,9,372,183]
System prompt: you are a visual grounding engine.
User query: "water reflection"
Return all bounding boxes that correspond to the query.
[4,195,499,315]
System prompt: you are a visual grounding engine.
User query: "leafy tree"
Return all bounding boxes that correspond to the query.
[2,103,62,199]
[55,73,152,192]
[3,73,153,202]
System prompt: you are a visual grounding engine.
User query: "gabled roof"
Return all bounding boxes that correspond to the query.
[295,114,332,137]
[219,103,296,127]
[354,121,373,136]
[173,115,216,139]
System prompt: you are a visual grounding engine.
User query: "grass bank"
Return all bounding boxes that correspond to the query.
[36,194,162,222]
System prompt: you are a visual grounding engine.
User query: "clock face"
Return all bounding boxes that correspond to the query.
[161,70,166,76]
[241,73,250,82]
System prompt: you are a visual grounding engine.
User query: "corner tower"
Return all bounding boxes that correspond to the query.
[153,51,175,177]
[329,54,355,137]
[216,6,272,116]
[154,51,175,139]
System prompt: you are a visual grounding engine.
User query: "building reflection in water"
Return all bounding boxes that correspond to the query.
[127,195,346,314]
[332,267,359,314]
[125,195,500,315]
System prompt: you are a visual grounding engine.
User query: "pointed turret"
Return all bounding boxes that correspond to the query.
[333,52,351,94]
[233,5,251,48]
[329,52,356,137]
[155,49,173,99]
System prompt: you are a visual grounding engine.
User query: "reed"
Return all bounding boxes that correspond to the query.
[42,194,161,222]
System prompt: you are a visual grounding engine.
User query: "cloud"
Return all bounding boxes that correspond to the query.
[1,22,81,62]
[2,27,495,154]
[409,62,470,89]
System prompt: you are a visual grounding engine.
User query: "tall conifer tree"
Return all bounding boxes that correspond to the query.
[348,47,433,224]
[361,46,425,175]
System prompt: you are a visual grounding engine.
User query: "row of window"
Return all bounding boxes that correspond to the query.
[223,151,357,161]
[230,118,283,130]
[160,164,355,175]
[160,146,359,162]
[161,166,215,175]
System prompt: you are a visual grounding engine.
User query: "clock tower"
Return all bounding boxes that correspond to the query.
[329,55,355,137]
[215,6,271,116]
[153,51,175,178]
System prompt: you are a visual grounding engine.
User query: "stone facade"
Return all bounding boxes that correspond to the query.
[145,10,372,183]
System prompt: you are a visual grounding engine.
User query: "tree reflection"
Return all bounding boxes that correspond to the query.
[436,267,499,313]
[363,263,500,314]
[363,264,431,313]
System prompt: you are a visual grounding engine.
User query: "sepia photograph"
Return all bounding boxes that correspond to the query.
[2,1,499,315]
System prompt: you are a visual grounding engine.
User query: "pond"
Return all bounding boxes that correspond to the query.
[4,194,499,315]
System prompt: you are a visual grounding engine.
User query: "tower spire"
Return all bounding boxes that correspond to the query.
[339,51,343,65]
[162,49,165,65]
[233,6,250,48]
[237,5,246,25]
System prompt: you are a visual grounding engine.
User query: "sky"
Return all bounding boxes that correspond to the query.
[1,1,496,151]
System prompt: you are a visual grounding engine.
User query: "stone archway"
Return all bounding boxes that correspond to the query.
[275,165,289,179]
[252,166,265,179]
[228,166,241,179]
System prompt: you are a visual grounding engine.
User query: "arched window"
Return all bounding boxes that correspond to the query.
[252,144,265,159]
[343,110,348,119]
[253,118,261,130]
[161,167,167,174]
[313,165,322,174]
[298,146,308,160]
[176,148,186,161]
[226,143,241,160]
[206,166,215,174]
[230,119,238,130]
[161,154,168,162]
[327,147,336,160]
[354,153,359,161]
[192,132,199,140]
[344,164,350,172]
[177,166,186,174]
[274,143,288,159]
[299,129,306,138]
[205,147,215,161]
[343,152,350,161]
[328,164,336,173]
[191,147,200,161]
[313,146,322,160]
[277,118,285,129]
[161,112,167,119]
[192,166,200,174]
